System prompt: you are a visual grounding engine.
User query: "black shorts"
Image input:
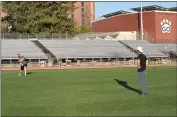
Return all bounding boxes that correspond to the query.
[21,64,27,71]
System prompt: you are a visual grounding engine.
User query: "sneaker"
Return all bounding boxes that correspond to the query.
[141,92,147,96]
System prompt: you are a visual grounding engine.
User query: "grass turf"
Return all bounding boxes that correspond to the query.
[1,66,176,116]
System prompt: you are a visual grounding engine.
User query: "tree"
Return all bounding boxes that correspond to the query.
[74,26,91,34]
[2,1,75,34]
[1,23,8,33]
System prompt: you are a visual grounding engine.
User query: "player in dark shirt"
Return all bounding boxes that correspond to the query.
[18,54,27,76]
[136,46,148,95]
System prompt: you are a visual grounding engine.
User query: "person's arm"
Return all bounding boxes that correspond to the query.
[146,59,148,66]
[19,60,23,66]
[19,61,23,66]
[20,57,24,61]
[19,57,25,65]
[146,55,148,66]
[137,55,140,69]
[137,59,140,69]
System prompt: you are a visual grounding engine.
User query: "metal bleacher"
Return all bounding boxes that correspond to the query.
[39,40,135,59]
[153,44,177,53]
[119,40,168,58]
[1,40,47,59]
[2,39,173,63]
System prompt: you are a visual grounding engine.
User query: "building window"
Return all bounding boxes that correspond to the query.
[81,12,85,25]
[81,2,85,25]
[82,16,85,25]
[81,2,84,8]
[82,13,85,20]
[82,19,85,25]
[81,7,84,14]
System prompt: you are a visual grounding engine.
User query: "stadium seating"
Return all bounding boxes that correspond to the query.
[39,40,135,59]
[2,40,47,59]
[2,39,172,61]
[119,40,168,58]
[153,44,177,52]
[153,44,177,56]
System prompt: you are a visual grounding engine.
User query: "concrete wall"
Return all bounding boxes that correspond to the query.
[114,31,137,40]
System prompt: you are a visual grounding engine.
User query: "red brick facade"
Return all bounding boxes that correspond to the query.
[74,2,95,27]
[155,12,177,43]
[92,11,177,44]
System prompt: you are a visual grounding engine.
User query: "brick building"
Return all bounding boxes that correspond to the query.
[92,5,177,44]
[73,2,95,27]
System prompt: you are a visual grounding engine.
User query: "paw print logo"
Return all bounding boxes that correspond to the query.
[161,19,171,33]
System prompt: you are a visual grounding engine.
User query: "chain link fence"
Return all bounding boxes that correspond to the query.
[1,32,137,40]
[1,33,77,40]
[1,31,176,44]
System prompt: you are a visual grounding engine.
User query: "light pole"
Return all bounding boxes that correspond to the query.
[140,2,144,40]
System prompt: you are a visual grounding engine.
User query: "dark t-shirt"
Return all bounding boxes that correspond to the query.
[137,54,147,72]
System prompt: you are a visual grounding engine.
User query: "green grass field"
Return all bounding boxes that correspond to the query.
[2,66,176,116]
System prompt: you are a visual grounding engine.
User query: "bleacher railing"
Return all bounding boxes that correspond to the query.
[1,30,176,44]
[1,33,76,40]
[1,32,135,40]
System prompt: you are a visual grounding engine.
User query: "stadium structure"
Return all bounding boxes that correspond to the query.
[1,32,176,68]
[1,5,176,68]
[1,4,176,117]
[92,5,177,44]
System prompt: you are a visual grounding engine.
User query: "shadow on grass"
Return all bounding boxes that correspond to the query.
[114,79,141,94]
[27,72,33,75]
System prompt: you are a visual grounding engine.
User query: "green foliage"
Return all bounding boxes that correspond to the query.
[0,5,8,33]
[2,1,75,34]
[1,23,8,33]
[74,26,91,34]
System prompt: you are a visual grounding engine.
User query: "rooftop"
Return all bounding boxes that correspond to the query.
[169,7,177,11]
[95,5,177,22]
[131,5,169,12]
[101,10,131,18]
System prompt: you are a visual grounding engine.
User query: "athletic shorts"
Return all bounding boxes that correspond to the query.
[21,64,27,71]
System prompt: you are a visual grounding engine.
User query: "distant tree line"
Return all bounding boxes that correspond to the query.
[1,1,91,34]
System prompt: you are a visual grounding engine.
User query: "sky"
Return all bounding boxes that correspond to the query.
[95,2,176,18]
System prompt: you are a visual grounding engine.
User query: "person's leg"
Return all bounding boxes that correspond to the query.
[138,72,143,93]
[142,70,147,94]
[19,65,23,75]
[21,65,25,75]
[19,71,22,75]
[138,71,147,94]
[24,66,27,76]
